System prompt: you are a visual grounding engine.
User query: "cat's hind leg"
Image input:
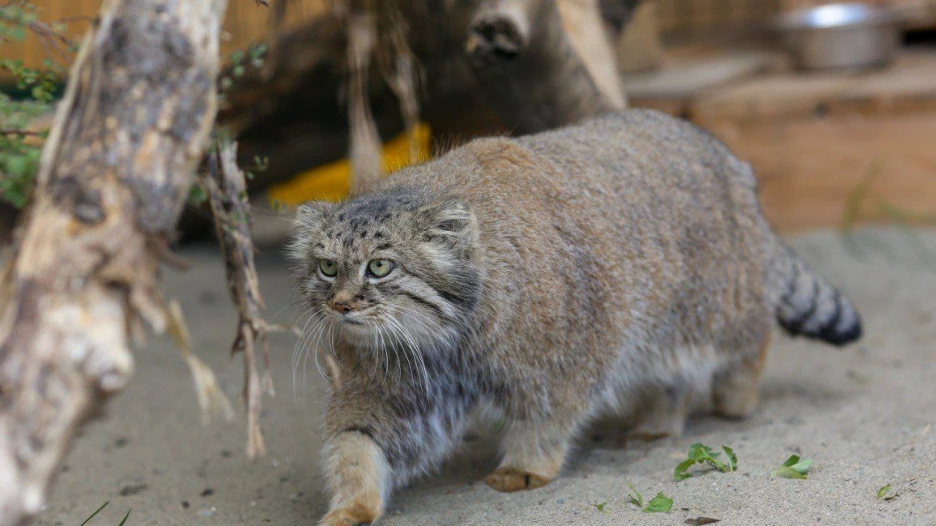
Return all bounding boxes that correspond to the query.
[712,331,772,419]
[486,410,585,493]
[625,379,691,441]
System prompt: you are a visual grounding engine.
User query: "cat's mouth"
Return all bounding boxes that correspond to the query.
[328,308,380,334]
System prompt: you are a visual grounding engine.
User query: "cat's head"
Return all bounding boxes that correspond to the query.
[288,188,482,354]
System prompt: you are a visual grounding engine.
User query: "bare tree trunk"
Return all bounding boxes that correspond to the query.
[0,0,227,523]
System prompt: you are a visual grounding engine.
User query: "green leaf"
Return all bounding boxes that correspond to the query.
[772,456,812,479]
[596,502,606,512]
[117,509,132,526]
[643,492,673,513]
[688,443,711,462]
[5,154,28,177]
[773,466,807,479]
[674,458,695,481]
[250,43,267,58]
[877,484,891,499]
[789,458,813,475]
[627,484,643,508]
[722,445,738,472]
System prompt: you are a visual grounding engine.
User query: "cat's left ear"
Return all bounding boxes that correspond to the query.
[417,199,479,257]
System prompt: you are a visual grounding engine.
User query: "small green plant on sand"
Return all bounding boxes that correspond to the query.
[877,484,897,501]
[771,455,813,479]
[627,484,673,513]
[674,443,737,481]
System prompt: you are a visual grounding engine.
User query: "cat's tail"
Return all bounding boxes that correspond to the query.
[769,243,862,347]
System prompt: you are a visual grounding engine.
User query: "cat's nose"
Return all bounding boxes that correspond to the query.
[331,301,353,314]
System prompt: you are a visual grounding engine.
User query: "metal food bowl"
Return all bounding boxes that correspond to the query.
[775,3,903,72]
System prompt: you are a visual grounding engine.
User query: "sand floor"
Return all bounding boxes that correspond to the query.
[32,226,936,526]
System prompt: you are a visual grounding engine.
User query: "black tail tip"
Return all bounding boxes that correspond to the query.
[821,321,863,347]
[780,319,864,347]
[780,318,863,348]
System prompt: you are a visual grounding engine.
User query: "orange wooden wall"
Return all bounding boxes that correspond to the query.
[10,0,328,73]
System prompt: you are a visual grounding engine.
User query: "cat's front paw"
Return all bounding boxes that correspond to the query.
[485,467,552,492]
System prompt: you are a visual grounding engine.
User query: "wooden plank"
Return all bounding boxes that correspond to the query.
[622,50,776,99]
[693,50,936,124]
[704,113,936,233]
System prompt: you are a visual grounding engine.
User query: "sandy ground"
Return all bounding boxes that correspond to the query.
[31,226,936,526]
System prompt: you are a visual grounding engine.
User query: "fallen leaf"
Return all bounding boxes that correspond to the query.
[773,455,813,479]
[643,492,673,513]
[877,484,891,499]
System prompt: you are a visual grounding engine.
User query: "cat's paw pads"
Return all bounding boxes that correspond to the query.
[486,467,551,492]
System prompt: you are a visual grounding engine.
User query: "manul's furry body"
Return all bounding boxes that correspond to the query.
[289,110,861,526]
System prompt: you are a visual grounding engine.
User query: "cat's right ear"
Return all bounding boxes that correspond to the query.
[294,201,335,232]
[288,201,334,262]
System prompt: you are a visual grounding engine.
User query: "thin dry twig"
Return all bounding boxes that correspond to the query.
[203,141,293,459]
[26,18,76,59]
[0,129,43,137]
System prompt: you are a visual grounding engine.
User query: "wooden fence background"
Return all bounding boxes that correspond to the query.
[8,0,327,74]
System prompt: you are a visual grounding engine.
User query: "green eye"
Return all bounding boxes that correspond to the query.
[367,259,394,278]
[318,259,338,277]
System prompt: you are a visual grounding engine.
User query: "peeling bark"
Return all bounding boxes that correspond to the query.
[0,0,228,523]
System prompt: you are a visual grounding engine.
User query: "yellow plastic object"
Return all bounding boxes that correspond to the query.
[267,123,432,207]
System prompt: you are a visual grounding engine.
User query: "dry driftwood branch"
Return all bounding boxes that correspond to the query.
[0,0,229,523]
[465,0,625,134]
[346,0,384,194]
[204,141,288,459]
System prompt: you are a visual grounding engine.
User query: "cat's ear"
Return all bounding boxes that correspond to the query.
[288,201,334,262]
[417,199,478,256]
[294,201,334,231]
